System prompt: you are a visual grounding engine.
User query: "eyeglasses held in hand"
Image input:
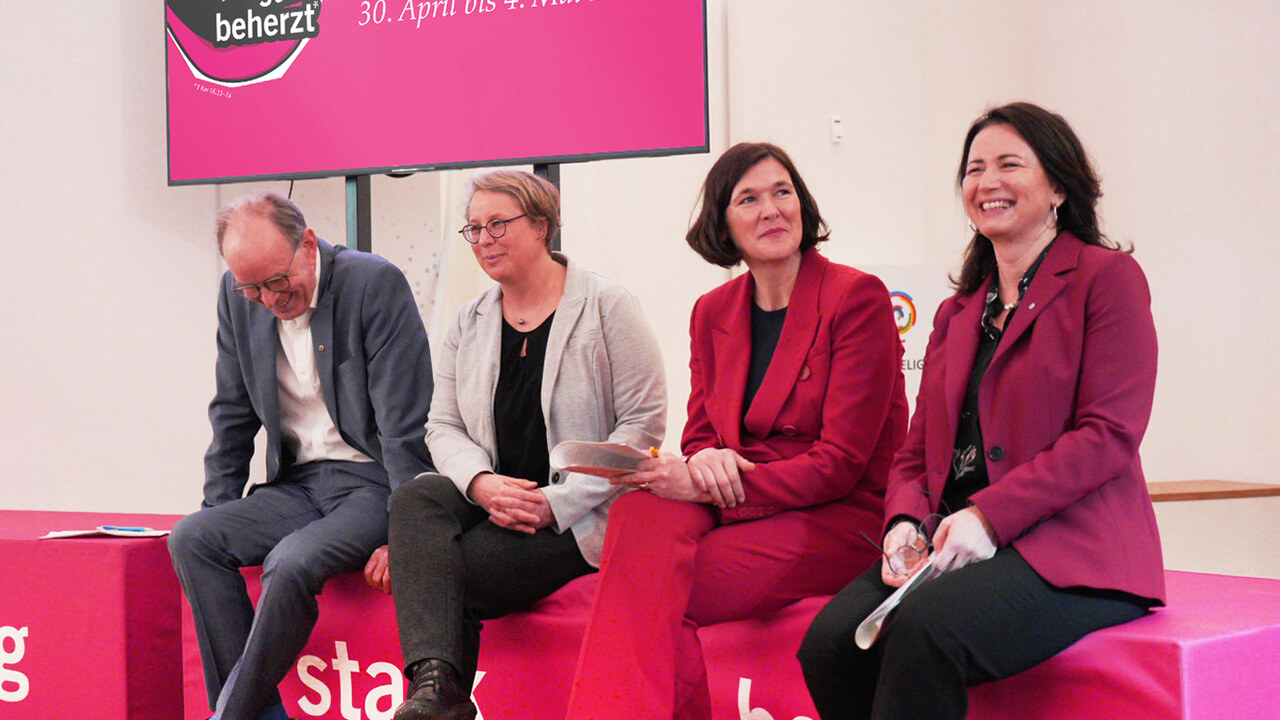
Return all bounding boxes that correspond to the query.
[459,214,527,244]
[858,486,954,577]
[232,249,298,301]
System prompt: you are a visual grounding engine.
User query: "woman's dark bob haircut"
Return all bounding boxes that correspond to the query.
[686,142,829,267]
[953,101,1125,294]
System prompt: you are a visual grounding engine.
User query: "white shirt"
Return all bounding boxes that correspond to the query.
[276,247,373,465]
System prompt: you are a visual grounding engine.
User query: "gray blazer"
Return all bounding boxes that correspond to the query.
[426,253,666,566]
[203,239,435,507]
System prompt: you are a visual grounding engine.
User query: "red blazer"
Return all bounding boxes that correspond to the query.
[683,249,909,525]
[885,233,1164,604]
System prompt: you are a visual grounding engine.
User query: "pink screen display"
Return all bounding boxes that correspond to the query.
[166,0,708,184]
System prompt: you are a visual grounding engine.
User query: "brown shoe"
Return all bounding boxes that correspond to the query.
[393,659,477,720]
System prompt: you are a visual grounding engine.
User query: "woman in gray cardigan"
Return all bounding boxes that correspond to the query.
[371,170,667,720]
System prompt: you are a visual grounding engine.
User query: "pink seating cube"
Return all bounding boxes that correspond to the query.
[180,570,1280,720]
[0,510,182,720]
[967,571,1280,720]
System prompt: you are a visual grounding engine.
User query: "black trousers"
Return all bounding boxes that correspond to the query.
[796,547,1147,720]
[388,473,593,686]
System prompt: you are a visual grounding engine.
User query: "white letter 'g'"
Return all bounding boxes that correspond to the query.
[0,626,30,703]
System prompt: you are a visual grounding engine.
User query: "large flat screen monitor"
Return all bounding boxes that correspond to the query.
[166,0,708,185]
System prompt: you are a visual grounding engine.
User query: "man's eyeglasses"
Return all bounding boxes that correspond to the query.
[859,486,953,577]
[459,214,527,244]
[232,249,298,301]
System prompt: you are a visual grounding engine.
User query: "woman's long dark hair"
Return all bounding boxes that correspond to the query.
[952,102,1125,294]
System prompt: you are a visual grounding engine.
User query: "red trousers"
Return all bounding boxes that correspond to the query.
[565,490,880,720]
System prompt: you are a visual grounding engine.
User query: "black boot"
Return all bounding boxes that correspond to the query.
[394,659,478,720]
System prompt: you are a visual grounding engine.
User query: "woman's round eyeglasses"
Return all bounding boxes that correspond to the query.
[459,214,527,244]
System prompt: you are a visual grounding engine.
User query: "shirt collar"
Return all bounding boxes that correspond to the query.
[982,237,1055,336]
[307,243,322,310]
[280,244,322,331]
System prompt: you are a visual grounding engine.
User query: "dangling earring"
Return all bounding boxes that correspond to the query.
[968,220,978,233]
[1051,204,1059,227]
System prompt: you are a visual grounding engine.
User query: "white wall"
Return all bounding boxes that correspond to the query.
[2,1,1277,577]
[1021,1,1280,578]
[1022,2,1280,485]
[1,2,218,513]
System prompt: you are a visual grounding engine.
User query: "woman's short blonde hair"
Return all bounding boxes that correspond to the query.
[466,170,562,248]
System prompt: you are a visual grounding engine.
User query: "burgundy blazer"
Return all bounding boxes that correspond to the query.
[683,249,909,525]
[884,233,1164,605]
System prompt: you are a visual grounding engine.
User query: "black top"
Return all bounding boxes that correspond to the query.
[744,303,788,417]
[494,313,554,487]
[941,241,1055,515]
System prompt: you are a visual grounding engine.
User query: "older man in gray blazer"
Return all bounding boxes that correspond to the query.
[169,192,434,720]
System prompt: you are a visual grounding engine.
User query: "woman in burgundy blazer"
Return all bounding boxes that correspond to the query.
[798,103,1163,720]
[565,143,909,720]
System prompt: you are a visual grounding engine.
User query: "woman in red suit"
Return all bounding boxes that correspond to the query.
[797,102,1164,720]
[564,142,909,720]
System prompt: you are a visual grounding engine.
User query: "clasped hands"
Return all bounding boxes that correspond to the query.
[609,447,753,509]
[880,506,998,588]
[467,472,556,534]
[363,472,555,593]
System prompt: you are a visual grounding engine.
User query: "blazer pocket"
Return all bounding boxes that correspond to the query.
[564,327,605,349]
[803,336,833,381]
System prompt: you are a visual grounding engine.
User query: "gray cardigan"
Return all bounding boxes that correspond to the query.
[425,253,666,566]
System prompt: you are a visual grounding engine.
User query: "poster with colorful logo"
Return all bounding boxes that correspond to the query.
[166,0,708,184]
[866,265,951,412]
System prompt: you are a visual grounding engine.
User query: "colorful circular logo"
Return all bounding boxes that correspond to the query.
[889,291,916,335]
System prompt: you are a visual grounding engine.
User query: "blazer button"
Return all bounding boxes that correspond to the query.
[317,345,326,352]
[782,425,797,436]
[799,365,811,381]
[988,446,1006,461]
